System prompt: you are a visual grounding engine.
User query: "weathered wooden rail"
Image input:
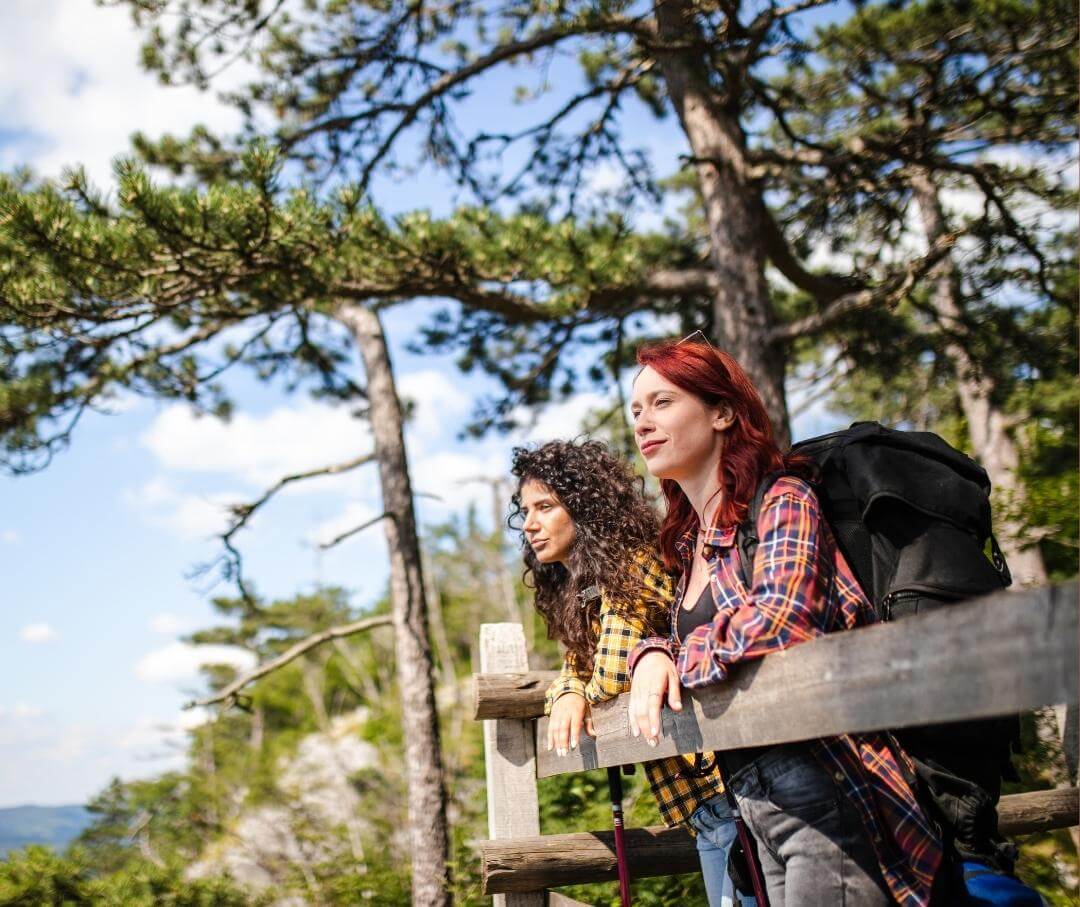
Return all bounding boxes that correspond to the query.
[473,582,1079,905]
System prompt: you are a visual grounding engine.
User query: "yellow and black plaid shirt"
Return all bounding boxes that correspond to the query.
[543,551,724,828]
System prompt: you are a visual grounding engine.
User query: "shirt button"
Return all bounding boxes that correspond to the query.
[834,771,844,782]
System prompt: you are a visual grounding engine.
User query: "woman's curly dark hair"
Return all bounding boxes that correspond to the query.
[509,439,663,670]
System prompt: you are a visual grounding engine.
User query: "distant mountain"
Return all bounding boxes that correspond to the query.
[0,805,92,857]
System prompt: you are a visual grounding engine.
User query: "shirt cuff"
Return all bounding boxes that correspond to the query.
[544,675,587,715]
[628,636,676,675]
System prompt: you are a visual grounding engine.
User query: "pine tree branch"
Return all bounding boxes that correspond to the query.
[335,267,717,323]
[760,208,861,304]
[186,614,394,709]
[768,236,956,344]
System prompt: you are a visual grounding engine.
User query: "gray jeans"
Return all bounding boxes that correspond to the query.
[727,745,894,907]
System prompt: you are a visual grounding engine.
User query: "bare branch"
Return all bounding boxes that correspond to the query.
[322,26,602,191]
[768,236,957,344]
[637,268,717,296]
[207,450,377,608]
[223,451,377,544]
[318,512,391,550]
[186,614,393,709]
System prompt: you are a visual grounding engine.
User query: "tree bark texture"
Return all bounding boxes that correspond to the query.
[336,302,452,906]
[651,0,791,445]
[909,170,1047,588]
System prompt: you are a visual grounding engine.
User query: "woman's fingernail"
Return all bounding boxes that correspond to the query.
[647,738,657,748]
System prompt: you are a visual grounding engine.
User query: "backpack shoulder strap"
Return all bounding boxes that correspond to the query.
[735,470,791,590]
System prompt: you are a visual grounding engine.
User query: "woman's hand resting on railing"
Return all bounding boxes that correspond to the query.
[629,650,683,746]
[547,692,595,757]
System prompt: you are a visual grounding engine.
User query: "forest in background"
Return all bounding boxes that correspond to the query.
[1,494,1077,905]
[0,0,1077,902]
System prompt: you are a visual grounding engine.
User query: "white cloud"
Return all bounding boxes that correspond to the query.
[140,401,373,489]
[19,623,56,644]
[409,449,510,514]
[125,477,240,540]
[177,706,212,731]
[1,530,18,544]
[0,707,199,805]
[512,391,610,443]
[12,703,44,719]
[584,159,624,194]
[116,708,208,761]
[0,0,244,186]
[116,712,199,756]
[398,369,471,450]
[135,642,257,684]
[149,612,185,635]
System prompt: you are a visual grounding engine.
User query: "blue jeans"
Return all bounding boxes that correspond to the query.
[690,794,758,907]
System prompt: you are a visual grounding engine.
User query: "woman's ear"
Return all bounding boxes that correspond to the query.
[713,402,735,432]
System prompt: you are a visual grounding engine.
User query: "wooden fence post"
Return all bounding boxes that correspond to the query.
[480,623,545,907]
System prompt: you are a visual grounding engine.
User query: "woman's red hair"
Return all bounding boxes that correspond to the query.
[636,339,812,573]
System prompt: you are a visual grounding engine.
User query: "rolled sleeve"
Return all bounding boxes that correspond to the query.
[547,554,675,709]
[544,659,588,715]
[628,636,678,675]
[678,483,831,688]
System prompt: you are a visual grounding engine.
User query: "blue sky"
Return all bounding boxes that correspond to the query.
[0,0,861,808]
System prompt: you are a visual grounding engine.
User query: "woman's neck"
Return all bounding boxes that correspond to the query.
[679,467,723,532]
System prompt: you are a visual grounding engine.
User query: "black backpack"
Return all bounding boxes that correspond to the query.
[736,421,1020,877]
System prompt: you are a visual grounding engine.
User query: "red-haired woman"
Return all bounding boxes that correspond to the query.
[626,339,943,907]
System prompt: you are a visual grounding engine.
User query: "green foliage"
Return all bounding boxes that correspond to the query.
[1000,713,1080,905]
[0,846,256,906]
[1,1,1075,902]
[0,155,700,470]
[0,846,86,905]
[537,768,708,905]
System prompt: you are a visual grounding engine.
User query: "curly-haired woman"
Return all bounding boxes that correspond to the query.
[626,339,943,907]
[510,439,755,907]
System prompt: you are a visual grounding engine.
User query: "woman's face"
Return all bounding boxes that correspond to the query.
[630,365,732,482]
[519,479,577,565]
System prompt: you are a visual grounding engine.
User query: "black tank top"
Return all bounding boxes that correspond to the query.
[676,578,771,777]
[677,582,715,642]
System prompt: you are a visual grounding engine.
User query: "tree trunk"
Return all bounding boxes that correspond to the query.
[910,170,1047,588]
[910,174,1077,831]
[651,0,790,445]
[335,301,452,906]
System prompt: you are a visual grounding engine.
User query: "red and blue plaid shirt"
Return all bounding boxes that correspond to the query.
[629,476,942,907]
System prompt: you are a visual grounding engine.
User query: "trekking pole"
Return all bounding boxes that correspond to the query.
[716,755,770,907]
[607,765,632,907]
[732,812,770,907]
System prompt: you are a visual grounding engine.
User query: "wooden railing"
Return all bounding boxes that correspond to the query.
[471,582,1079,905]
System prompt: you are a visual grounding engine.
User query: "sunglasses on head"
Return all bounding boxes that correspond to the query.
[677,328,717,349]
